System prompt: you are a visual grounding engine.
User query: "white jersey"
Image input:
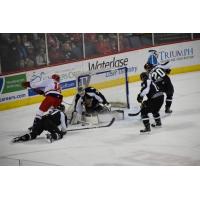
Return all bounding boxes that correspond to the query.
[30,78,61,96]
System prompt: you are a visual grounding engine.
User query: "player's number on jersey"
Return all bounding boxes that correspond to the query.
[54,82,61,91]
[152,68,165,81]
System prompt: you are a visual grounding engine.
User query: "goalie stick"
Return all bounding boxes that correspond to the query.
[128,110,141,116]
[67,117,115,131]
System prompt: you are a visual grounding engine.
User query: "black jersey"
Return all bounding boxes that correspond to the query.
[149,66,168,83]
[47,109,68,130]
[74,87,108,111]
[148,66,174,95]
[139,79,163,100]
[84,87,108,104]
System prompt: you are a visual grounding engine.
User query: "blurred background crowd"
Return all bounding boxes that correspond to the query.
[0,33,200,75]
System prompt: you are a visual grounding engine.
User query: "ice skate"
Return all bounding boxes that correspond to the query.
[165,108,173,114]
[151,123,162,128]
[140,124,151,133]
[46,133,53,143]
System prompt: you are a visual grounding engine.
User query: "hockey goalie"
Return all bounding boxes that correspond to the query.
[70,86,112,125]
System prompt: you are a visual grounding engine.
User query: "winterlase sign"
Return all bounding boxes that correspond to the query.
[88,57,128,71]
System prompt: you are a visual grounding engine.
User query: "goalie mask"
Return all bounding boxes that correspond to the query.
[78,86,85,96]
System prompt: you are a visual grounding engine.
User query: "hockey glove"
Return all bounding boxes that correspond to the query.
[165,69,171,74]
[33,88,45,96]
[22,81,30,88]
[104,103,111,111]
[137,94,143,103]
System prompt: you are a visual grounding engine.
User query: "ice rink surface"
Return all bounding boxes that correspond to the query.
[0,71,200,166]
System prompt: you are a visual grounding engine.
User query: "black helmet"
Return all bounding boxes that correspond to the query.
[144,63,154,72]
[140,72,149,81]
[57,104,65,112]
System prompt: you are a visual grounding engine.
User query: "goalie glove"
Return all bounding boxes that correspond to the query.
[165,68,171,74]
[137,94,143,103]
[104,103,111,111]
[22,81,30,88]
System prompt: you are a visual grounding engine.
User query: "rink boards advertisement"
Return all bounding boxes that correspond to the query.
[1,40,200,110]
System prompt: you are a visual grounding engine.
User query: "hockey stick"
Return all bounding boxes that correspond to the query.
[128,110,141,116]
[67,117,115,131]
[161,61,169,66]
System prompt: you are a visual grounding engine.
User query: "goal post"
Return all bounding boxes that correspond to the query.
[77,67,130,109]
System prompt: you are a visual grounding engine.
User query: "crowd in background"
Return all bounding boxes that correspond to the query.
[0,33,200,75]
[0,34,46,73]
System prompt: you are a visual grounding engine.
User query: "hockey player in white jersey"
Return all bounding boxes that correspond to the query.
[21,74,63,134]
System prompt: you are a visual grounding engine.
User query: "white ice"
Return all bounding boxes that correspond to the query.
[0,71,200,166]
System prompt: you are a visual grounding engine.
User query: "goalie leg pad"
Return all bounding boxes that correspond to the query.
[83,114,99,125]
[70,111,82,125]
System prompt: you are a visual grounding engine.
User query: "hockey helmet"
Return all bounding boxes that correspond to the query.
[144,63,154,72]
[57,104,65,112]
[140,72,149,81]
[52,74,60,82]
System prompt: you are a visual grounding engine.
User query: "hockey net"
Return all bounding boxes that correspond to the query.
[65,67,130,122]
[77,67,130,108]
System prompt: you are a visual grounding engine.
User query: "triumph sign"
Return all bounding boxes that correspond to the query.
[159,48,194,62]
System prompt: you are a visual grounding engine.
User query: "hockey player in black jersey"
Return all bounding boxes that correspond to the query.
[12,104,68,143]
[144,63,174,113]
[137,72,164,133]
[70,86,111,124]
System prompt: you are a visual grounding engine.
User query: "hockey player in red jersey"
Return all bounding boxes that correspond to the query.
[22,74,63,134]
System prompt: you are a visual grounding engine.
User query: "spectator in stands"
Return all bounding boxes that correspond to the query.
[71,42,83,60]
[36,48,47,66]
[5,41,20,72]
[48,46,64,64]
[32,34,46,53]
[95,34,112,55]
[26,46,36,67]
[47,34,60,49]
[22,34,32,49]
[15,34,28,68]
[84,33,98,58]
[109,40,118,53]
[0,34,10,73]
[61,42,72,60]
[119,34,130,51]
